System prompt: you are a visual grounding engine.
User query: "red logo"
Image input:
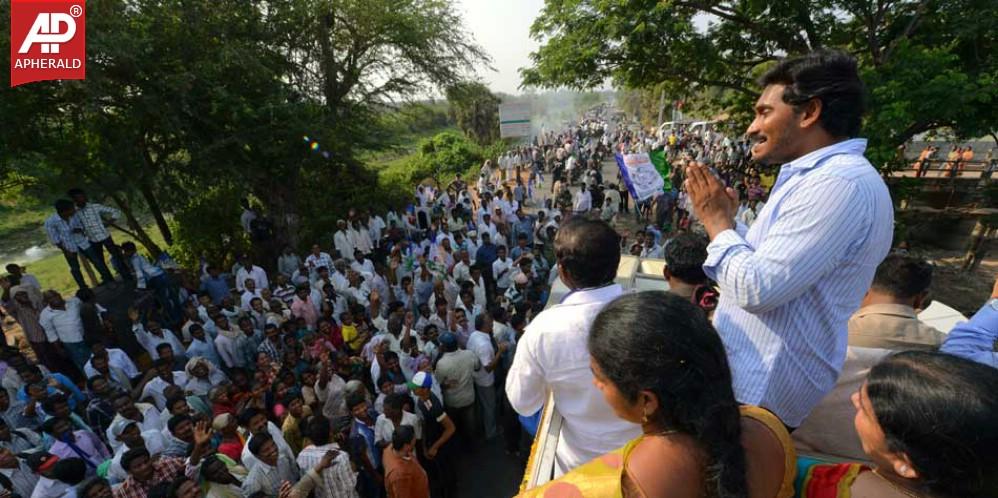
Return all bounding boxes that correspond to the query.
[10,0,86,87]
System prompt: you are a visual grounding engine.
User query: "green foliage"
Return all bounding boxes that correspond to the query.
[0,0,490,255]
[381,131,486,187]
[523,0,998,168]
[168,185,250,269]
[446,82,501,145]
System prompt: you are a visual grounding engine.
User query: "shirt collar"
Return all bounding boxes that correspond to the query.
[782,138,867,172]
[560,284,623,306]
[853,303,919,320]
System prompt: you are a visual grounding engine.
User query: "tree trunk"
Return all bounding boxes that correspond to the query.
[138,180,174,245]
[109,192,163,258]
[962,220,993,272]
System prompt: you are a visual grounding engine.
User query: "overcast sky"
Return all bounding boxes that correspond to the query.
[454,0,546,95]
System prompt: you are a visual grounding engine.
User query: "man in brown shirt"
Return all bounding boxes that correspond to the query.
[382,425,429,498]
[794,254,945,460]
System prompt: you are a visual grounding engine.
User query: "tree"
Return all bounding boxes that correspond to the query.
[0,0,490,259]
[522,0,998,168]
[446,82,501,145]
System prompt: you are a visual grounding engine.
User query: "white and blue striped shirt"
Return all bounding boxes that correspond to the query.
[703,139,893,427]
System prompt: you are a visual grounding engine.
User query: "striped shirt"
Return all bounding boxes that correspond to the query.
[74,202,120,242]
[43,213,91,251]
[703,139,893,427]
[296,444,359,498]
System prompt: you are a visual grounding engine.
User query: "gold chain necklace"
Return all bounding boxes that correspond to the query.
[872,469,923,498]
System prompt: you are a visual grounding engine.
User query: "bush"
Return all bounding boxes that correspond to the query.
[169,184,250,269]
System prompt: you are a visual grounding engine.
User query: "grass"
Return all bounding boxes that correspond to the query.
[5,221,168,296]
[0,197,52,257]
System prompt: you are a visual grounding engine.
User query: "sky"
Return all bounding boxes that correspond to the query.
[454,0,546,95]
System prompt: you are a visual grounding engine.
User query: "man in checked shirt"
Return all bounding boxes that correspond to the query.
[68,187,132,281]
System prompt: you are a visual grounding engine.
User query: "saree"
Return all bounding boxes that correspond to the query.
[519,405,796,498]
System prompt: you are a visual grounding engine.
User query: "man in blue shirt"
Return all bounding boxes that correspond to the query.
[199,265,230,305]
[475,233,499,300]
[941,277,998,368]
[685,49,893,428]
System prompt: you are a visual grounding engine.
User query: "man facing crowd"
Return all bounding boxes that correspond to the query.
[685,49,893,428]
[506,218,640,474]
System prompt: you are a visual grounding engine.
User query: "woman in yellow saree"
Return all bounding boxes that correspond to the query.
[519,291,796,498]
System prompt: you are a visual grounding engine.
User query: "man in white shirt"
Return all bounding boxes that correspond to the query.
[240,278,263,311]
[451,250,472,284]
[573,185,592,213]
[333,220,355,261]
[491,246,514,295]
[130,311,185,361]
[467,313,507,440]
[38,290,90,371]
[84,342,139,380]
[477,214,498,242]
[507,218,641,474]
[305,244,335,278]
[137,358,190,411]
[235,256,269,293]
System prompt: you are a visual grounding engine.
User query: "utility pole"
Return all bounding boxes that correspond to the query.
[656,88,666,126]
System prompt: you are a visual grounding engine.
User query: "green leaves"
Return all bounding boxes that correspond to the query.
[524,0,998,169]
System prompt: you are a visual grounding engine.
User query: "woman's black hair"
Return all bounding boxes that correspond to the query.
[588,291,747,498]
[866,351,998,498]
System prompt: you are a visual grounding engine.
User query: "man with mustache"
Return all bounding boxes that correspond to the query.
[685,49,893,430]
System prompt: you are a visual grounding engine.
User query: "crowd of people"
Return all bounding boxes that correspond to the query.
[1,48,997,498]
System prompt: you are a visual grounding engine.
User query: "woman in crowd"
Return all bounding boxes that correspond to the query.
[796,351,998,498]
[520,291,796,498]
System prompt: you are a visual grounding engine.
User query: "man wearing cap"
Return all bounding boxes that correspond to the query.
[505,273,530,310]
[433,332,480,445]
[106,419,165,484]
[506,218,641,475]
[409,371,456,498]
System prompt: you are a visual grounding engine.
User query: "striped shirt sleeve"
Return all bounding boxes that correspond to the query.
[704,175,864,314]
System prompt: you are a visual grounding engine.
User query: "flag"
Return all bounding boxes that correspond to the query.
[648,149,673,191]
[615,152,665,202]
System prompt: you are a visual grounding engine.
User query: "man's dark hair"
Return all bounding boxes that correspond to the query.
[870,255,933,298]
[384,393,407,413]
[305,415,332,445]
[121,448,150,472]
[237,407,264,428]
[54,198,75,213]
[474,311,490,331]
[41,394,69,413]
[346,392,367,412]
[121,241,137,252]
[391,424,416,451]
[166,395,187,412]
[759,49,866,138]
[554,218,621,288]
[247,432,273,456]
[664,233,709,285]
[167,414,191,433]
